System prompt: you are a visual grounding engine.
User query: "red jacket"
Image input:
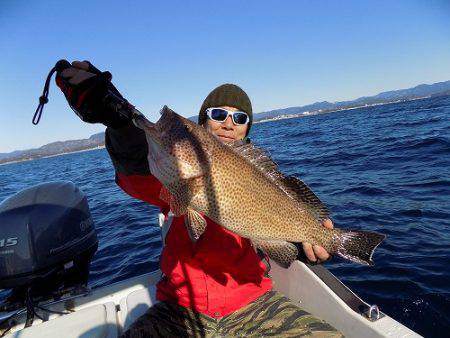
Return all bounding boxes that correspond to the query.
[116,172,272,318]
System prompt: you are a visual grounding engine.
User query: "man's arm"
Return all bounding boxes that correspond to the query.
[57,60,167,208]
[105,123,167,208]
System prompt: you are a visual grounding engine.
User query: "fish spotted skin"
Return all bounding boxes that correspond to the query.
[134,106,385,266]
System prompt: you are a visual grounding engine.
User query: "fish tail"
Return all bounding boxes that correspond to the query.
[334,230,386,265]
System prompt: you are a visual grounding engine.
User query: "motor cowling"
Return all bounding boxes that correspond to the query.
[0,182,98,294]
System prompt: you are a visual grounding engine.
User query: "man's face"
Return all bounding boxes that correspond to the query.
[205,106,249,144]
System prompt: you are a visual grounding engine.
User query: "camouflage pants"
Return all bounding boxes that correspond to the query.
[121,291,343,337]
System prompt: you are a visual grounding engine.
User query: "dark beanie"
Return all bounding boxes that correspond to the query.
[198,84,253,135]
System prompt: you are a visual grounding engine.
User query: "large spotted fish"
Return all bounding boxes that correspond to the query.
[133,106,385,267]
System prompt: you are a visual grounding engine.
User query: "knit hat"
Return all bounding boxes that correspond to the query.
[198,84,253,136]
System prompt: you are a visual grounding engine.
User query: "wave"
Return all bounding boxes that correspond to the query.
[394,116,443,127]
[331,185,387,196]
[402,179,450,189]
[378,136,450,154]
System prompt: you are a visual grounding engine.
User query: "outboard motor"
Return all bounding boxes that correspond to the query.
[0,181,98,311]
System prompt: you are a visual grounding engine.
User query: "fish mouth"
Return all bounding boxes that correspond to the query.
[133,113,162,146]
[132,113,169,163]
[133,113,177,182]
[132,106,208,182]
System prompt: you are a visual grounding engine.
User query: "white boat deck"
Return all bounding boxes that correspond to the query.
[2,263,421,338]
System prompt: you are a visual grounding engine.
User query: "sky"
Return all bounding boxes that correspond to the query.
[0,0,449,153]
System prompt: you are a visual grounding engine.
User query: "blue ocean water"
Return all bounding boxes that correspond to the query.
[1,95,449,337]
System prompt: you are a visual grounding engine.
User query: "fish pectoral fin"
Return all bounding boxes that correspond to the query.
[252,239,298,269]
[160,186,188,216]
[165,177,203,217]
[184,208,207,242]
[159,186,171,204]
[169,196,187,217]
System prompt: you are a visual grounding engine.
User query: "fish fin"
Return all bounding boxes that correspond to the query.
[334,230,386,265]
[185,208,207,242]
[168,195,187,216]
[230,141,330,221]
[280,176,330,222]
[160,105,174,116]
[252,239,298,269]
[159,186,171,204]
[166,177,203,217]
[230,141,280,179]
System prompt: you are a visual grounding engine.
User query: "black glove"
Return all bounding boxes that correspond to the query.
[55,61,133,128]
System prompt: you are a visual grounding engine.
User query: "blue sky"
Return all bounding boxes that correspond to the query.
[0,0,449,153]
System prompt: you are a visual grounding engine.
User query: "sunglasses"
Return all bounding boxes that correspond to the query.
[205,107,250,126]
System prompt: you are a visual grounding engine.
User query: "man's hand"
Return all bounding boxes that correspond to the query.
[56,60,131,128]
[59,61,97,86]
[302,219,334,264]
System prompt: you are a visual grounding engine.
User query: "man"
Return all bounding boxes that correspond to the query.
[57,61,342,337]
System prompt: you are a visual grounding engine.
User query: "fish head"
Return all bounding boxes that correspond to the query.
[135,106,214,187]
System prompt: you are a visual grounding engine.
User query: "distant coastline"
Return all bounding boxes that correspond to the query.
[0,145,105,166]
[254,95,430,124]
[40,145,105,160]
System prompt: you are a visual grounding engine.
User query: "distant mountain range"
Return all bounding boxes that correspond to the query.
[0,133,105,165]
[2,80,450,165]
[253,80,450,121]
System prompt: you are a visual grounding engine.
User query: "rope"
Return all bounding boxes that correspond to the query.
[32,65,57,125]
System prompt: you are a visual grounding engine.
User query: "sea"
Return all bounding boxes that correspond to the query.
[1,95,449,337]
